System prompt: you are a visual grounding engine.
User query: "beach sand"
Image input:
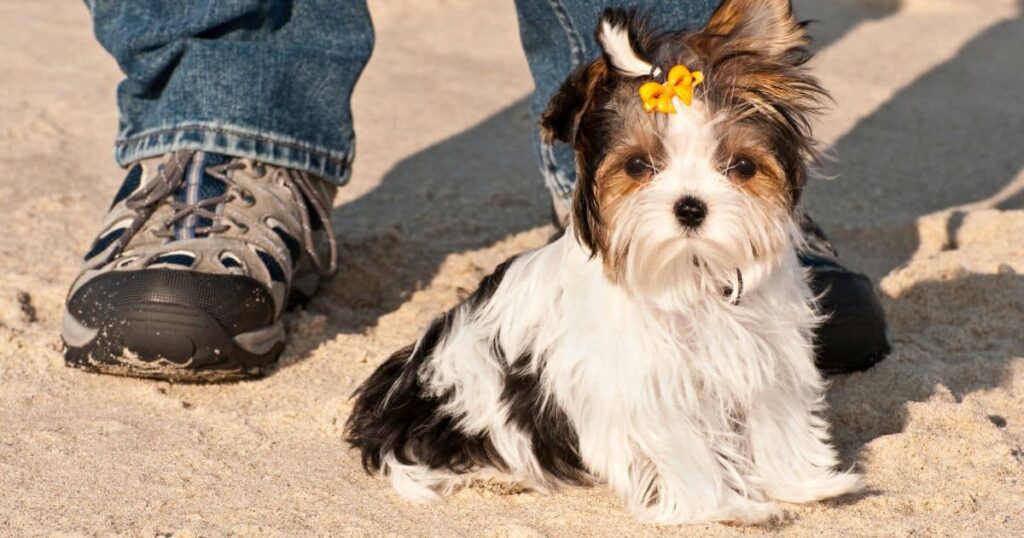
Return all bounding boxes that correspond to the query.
[1,0,1022,535]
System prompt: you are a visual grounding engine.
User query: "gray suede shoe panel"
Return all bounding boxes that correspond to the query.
[69,150,337,317]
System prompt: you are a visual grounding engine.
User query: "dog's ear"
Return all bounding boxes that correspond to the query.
[539,60,608,145]
[539,60,609,255]
[596,8,655,78]
[703,0,808,60]
[540,9,653,145]
[697,0,825,208]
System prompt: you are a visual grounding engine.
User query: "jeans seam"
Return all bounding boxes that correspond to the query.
[546,0,586,68]
[540,141,573,199]
[536,0,585,201]
[115,123,350,168]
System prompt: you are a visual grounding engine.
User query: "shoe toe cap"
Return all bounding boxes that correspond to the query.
[66,268,276,335]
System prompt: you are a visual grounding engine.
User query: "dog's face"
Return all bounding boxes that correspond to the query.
[542,0,827,305]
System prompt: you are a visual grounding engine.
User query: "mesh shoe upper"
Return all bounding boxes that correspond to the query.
[69,150,337,319]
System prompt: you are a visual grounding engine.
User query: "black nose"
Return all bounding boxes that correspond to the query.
[674,196,707,229]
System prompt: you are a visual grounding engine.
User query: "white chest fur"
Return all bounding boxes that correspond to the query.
[404,232,858,524]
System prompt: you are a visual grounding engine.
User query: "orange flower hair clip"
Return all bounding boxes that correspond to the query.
[639,64,704,114]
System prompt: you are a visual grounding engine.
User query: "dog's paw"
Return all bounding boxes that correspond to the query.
[764,471,863,504]
[384,454,459,503]
[720,497,785,526]
[637,494,782,526]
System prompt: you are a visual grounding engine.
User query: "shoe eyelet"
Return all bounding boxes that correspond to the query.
[250,164,267,177]
[239,190,256,207]
[115,256,138,269]
[218,250,245,271]
[146,251,196,268]
[232,221,249,234]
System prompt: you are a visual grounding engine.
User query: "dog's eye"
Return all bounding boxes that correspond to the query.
[728,157,757,181]
[625,157,653,179]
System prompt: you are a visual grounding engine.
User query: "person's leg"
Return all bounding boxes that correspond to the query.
[512,0,890,374]
[65,1,374,380]
[87,0,373,183]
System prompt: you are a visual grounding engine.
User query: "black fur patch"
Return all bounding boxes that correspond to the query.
[499,348,590,484]
[540,66,587,145]
[345,312,505,474]
[345,258,518,475]
[470,258,515,309]
[346,253,590,487]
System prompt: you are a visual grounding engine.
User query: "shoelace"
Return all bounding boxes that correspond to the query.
[273,166,339,278]
[114,150,339,278]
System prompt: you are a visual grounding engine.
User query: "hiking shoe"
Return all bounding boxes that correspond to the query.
[62,151,337,381]
[793,209,890,375]
[551,197,891,375]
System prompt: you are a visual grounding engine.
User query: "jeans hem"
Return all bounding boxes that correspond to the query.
[546,0,587,68]
[114,123,354,185]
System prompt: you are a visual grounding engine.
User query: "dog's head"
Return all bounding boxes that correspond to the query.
[542,0,827,305]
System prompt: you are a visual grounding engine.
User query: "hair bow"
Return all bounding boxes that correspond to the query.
[639,65,704,114]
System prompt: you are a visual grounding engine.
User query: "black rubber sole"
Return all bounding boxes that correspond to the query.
[63,269,285,382]
[63,301,284,382]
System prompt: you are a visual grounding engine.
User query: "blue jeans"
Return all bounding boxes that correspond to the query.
[88,0,718,198]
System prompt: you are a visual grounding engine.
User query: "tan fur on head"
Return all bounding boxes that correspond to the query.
[716,125,790,210]
[704,0,806,57]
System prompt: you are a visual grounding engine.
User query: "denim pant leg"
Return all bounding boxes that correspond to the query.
[86,0,374,185]
[513,0,719,203]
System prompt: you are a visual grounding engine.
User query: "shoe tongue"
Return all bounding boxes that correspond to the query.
[173,152,231,240]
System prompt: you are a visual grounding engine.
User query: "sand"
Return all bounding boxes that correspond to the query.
[1,0,1022,535]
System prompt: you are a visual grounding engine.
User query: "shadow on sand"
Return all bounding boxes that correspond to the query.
[827,271,1024,465]
[795,0,904,52]
[805,1,1024,278]
[814,0,1024,462]
[275,99,550,366]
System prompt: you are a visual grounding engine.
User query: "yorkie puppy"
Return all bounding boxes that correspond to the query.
[346,0,861,525]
